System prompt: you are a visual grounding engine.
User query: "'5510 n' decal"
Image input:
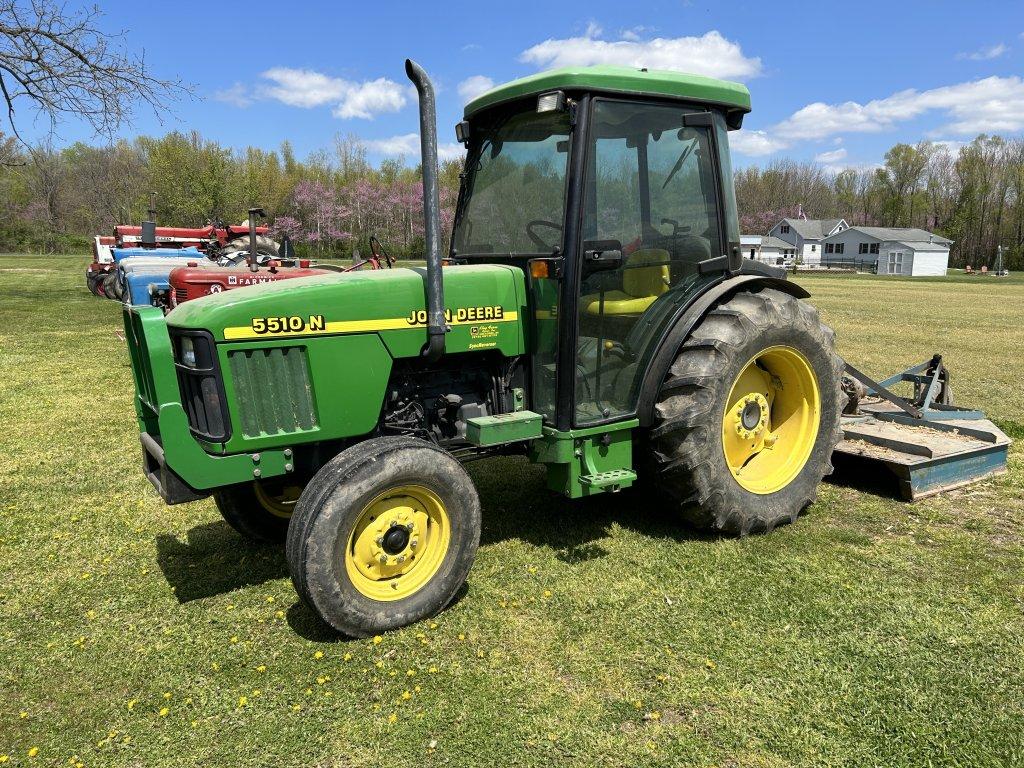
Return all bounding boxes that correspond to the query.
[250,315,325,335]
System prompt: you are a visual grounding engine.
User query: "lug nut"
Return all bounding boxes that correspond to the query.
[375,536,384,546]
[405,523,414,531]
[253,468,262,478]
[378,554,388,564]
[410,539,419,548]
[397,555,406,564]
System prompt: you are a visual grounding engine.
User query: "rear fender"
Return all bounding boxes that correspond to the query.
[634,274,810,427]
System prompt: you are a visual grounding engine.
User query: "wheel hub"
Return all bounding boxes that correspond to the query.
[733,392,769,440]
[382,525,411,555]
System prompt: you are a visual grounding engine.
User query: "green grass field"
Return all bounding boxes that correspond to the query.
[1,255,1022,767]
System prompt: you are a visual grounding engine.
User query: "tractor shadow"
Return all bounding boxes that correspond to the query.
[155,521,288,603]
[467,456,716,557]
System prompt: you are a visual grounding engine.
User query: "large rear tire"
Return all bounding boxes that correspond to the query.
[286,436,481,637]
[219,235,279,264]
[214,480,301,543]
[645,288,843,535]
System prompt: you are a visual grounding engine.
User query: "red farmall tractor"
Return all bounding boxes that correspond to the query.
[163,231,396,310]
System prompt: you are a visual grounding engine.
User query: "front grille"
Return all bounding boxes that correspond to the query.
[174,288,188,305]
[227,346,317,438]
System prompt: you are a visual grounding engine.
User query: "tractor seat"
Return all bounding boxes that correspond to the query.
[582,248,671,316]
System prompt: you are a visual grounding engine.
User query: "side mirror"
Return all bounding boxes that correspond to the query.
[582,239,623,276]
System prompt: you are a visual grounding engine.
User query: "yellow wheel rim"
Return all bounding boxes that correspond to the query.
[722,345,820,495]
[344,485,451,602]
[253,482,302,519]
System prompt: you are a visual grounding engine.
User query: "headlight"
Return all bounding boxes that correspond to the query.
[180,336,197,368]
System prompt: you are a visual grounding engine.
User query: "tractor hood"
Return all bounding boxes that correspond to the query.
[166,264,528,359]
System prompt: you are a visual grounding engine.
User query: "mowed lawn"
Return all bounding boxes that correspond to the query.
[1,254,1022,767]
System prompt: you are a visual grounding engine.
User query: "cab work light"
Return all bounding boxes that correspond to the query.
[536,90,566,113]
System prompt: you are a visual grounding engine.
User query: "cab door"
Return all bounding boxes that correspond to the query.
[571,98,730,426]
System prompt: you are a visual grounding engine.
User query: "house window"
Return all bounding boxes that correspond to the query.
[750,248,756,258]
[835,243,844,254]
[825,243,834,254]
[858,242,869,254]
[887,251,904,274]
[811,244,816,252]
[780,224,790,234]
[870,243,879,254]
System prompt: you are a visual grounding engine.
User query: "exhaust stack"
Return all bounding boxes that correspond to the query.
[405,59,446,362]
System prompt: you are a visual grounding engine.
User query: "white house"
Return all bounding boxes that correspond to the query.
[821,226,952,276]
[741,234,797,265]
[768,218,848,265]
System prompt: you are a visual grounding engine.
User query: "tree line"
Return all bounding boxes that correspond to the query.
[0,132,462,258]
[0,130,1022,269]
[736,136,1024,270]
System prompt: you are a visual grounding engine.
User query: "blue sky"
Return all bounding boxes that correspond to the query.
[22,0,1024,169]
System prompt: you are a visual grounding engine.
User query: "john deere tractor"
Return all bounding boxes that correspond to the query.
[124,60,842,636]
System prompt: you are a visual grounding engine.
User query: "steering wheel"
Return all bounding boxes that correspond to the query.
[526,219,562,250]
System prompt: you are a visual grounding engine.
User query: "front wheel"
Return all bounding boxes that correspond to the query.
[645,288,843,535]
[214,480,301,543]
[286,436,481,637]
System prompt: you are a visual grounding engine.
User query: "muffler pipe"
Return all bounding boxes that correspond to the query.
[406,58,446,362]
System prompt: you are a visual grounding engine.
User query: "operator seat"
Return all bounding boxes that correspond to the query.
[582,248,671,316]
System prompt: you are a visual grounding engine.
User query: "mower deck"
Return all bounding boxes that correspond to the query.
[835,402,1010,500]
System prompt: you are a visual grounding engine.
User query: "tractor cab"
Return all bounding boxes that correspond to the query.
[450,67,754,431]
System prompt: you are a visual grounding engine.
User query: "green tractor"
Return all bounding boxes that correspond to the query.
[124,60,842,636]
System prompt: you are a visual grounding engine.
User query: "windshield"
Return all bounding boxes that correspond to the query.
[452,107,571,256]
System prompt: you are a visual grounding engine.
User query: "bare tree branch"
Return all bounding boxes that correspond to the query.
[0,0,188,144]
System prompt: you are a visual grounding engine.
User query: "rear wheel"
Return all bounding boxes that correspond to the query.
[214,480,301,543]
[286,436,480,637]
[645,288,843,534]
[219,235,279,263]
[101,272,120,300]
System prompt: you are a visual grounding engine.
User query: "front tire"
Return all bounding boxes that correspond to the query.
[214,480,301,543]
[286,436,481,637]
[645,288,843,535]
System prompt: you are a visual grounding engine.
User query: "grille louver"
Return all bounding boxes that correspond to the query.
[228,346,317,438]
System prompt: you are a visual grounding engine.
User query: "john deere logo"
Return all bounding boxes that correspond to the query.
[405,306,506,326]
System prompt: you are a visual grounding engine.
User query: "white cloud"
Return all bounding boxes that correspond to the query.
[331,78,407,120]
[775,76,1024,140]
[814,148,847,163]
[260,68,348,108]
[928,139,966,154]
[212,83,253,108]
[257,68,407,119]
[364,133,465,162]
[520,30,762,81]
[457,75,495,103]
[956,43,1008,61]
[728,129,788,156]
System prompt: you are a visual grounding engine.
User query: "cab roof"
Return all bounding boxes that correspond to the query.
[464,65,751,124]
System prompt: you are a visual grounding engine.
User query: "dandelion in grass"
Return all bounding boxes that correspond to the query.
[401,691,412,701]
[28,747,39,757]
[314,650,324,659]
[159,707,169,717]
[238,696,248,707]
[373,635,383,645]
[344,652,352,661]
[388,713,397,724]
